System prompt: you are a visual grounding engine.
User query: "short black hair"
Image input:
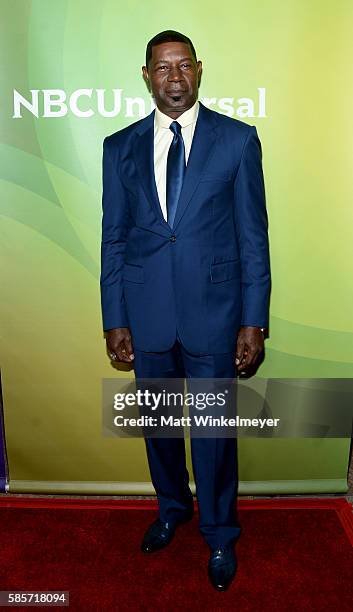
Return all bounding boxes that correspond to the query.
[145,30,197,67]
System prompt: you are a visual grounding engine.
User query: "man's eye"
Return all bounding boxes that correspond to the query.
[181,63,191,68]
[158,65,168,71]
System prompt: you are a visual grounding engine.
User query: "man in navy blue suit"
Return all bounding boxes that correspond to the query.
[100,30,271,591]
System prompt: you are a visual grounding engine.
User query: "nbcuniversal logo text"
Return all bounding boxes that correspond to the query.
[12,88,267,119]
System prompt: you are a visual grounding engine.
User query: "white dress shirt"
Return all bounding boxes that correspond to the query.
[153,100,199,221]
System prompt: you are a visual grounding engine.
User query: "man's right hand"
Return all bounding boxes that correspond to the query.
[105,328,134,363]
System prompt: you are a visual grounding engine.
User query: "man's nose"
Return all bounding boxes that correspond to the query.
[167,67,183,82]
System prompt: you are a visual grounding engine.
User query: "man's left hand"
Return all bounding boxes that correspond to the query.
[236,326,265,376]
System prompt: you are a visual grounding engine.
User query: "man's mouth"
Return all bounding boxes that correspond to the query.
[167,91,185,102]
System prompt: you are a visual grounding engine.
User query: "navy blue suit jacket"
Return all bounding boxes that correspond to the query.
[100,101,271,355]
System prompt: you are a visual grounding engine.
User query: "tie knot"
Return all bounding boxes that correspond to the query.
[169,121,182,136]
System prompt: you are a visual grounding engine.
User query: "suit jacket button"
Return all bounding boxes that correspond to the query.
[170,235,176,242]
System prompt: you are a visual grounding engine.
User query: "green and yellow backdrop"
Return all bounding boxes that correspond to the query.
[0,0,352,494]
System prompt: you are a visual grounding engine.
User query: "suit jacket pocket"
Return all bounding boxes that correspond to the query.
[199,171,233,183]
[210,259,241,283]
[123,263,144,283]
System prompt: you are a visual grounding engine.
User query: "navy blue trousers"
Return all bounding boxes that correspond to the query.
[133,333,241,550]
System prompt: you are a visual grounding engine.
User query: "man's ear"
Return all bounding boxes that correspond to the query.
[142,66,151,92]
[196,61,203,87]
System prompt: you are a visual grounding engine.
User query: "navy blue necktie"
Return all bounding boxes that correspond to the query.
[166,121,186,228]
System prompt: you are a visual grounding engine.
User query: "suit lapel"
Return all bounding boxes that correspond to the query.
[133,111,170,230]
[172,102,217,230]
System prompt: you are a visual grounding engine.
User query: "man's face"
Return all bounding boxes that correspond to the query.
[142,41,202,118]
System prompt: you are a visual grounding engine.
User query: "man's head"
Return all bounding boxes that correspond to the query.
[142,30,202,119]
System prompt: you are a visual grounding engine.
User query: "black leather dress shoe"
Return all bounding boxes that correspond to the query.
[208,545,237,591]
[141,512,193,553]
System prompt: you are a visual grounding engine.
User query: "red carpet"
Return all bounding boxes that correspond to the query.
[0,497,352,611]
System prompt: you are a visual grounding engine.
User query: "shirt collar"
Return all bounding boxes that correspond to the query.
[154,100,199,130]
